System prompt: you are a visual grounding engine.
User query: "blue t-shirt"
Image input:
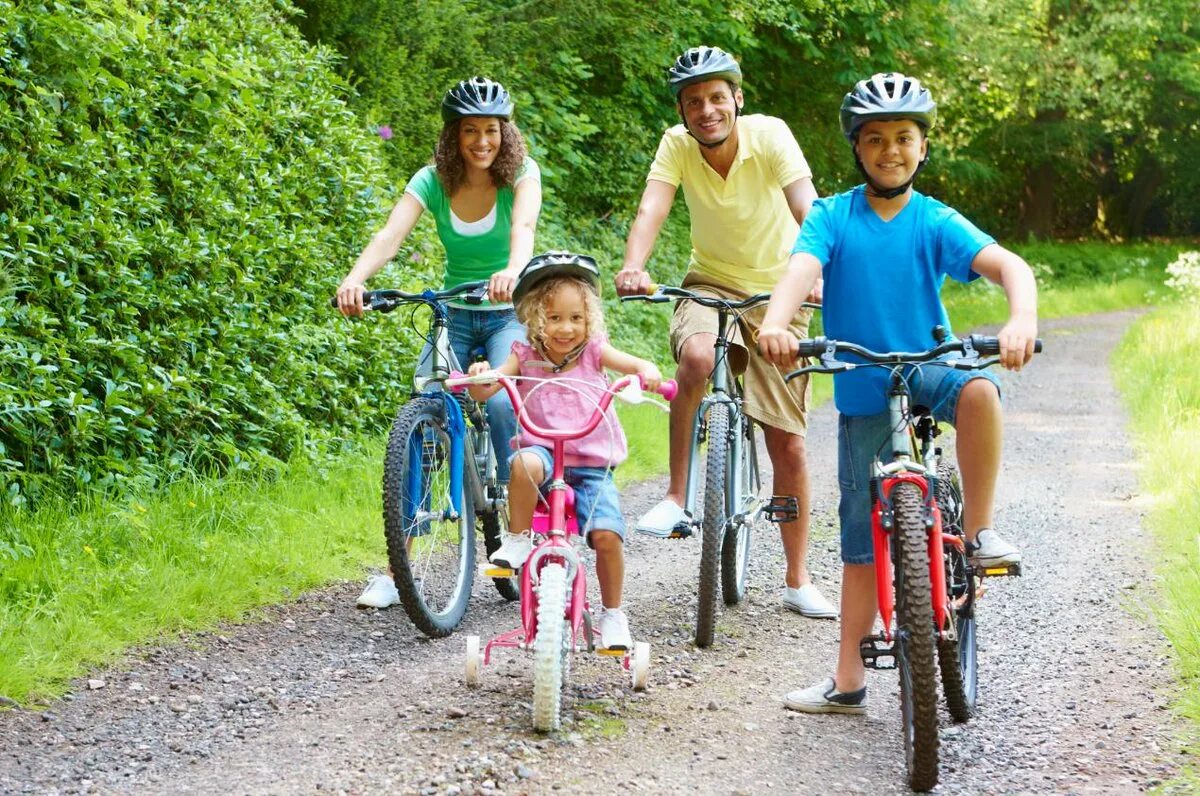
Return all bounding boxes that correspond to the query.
[793,187,995,416]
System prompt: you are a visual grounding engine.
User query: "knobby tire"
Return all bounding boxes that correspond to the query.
[935,461,977,721]
[696,403,731,648]
[721,411,755,605]
[532,563,568,732]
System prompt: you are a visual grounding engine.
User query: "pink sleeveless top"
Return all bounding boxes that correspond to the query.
[511,337,628,468]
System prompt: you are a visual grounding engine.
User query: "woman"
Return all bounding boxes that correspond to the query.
[336,76,542,608]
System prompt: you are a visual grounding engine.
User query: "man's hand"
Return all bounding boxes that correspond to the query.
[489,267,520,304]
[614,267,652,297]
[757,325,799,368]
[804,278,824,305]
[335,280,366,317]
[996,313,1038,371]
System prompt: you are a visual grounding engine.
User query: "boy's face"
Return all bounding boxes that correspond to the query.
[854,119,927,190]
[678,79,743,146]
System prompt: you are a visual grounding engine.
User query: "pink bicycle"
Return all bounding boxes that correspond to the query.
[447,369,676,731]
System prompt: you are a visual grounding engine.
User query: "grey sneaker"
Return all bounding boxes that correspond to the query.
[356,574,400,608]
[971,528,1021,568]
[489,532,534,569]
[783,677,867,715]
[596,607,632,651]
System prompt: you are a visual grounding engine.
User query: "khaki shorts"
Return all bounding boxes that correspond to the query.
[668,274,813,437]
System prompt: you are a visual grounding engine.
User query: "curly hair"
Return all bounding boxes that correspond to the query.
[515,276,606,360]
[434,118,527,195]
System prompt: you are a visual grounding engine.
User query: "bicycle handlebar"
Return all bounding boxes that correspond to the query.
[785,334,1044,381]
[620,284,820,313]
[445,372,677,441]
[329,280,489,313]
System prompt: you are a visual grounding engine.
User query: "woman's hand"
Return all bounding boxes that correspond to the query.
[637,363,663,392]
[467,361,493,378]
[335,279,366,317]
[757,325,799,368]
[489,267,521,304]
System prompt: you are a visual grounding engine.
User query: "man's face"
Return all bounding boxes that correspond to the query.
[678,79,743,145]
[853,119,927,190]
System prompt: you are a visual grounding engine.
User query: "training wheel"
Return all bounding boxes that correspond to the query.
[465,634,482,687]
[631,641,650,691]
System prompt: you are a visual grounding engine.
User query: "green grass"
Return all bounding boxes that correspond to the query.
[1113,301,1200,767]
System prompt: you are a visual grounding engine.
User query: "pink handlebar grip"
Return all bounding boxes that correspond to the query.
[658,379,678,401]
[446,370,468,393]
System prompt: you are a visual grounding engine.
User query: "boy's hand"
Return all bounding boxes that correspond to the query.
[467,361,493,378]
[637,363,663,392]
[997,314,1038,371]
[757,326,798,368]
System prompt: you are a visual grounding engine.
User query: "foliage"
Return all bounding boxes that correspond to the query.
[0,0,432,503]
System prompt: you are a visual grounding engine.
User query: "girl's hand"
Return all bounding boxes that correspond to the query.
[335,279,366,317]
[757,325,799,368]
[489,267,521,304]
[637,364,663,392]
[467,361,493,378]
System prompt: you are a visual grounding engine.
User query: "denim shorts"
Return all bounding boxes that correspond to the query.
[510,446,626,545]
[838,364,1000,564]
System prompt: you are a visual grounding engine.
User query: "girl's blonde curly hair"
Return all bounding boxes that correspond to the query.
[515,276,606,358]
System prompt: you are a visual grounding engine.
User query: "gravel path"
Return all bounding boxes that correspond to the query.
[1,310,1191,795]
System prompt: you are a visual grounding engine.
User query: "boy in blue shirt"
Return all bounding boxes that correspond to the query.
[758,73,1039,713]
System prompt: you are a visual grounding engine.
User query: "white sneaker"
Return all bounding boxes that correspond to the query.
[782,584,838,619]
[635,499,689,538]
[596,607,632,651]
[783,676,867,715]
[971,528,1021,568]
[356,574,400,608]
[489,532,534,569]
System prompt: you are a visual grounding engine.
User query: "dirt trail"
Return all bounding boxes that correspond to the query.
[1,310,1191,795]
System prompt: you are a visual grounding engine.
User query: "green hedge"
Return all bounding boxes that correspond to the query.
[0,0,435,505]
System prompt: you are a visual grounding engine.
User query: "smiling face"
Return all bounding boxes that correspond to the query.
[853,119,928,191]
[678,79,742,145]
[457,116,503,172]
[540,282,590,361]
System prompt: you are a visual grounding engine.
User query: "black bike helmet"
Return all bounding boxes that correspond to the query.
[839,72,936,142]
[512,251,601,307]
[668,46,742,98]
[441,76,514,124]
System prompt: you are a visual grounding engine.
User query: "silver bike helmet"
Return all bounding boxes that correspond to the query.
[839,72,936,142]
[512,251,601,307]
[441,76,514,123]
[667,46,742,98]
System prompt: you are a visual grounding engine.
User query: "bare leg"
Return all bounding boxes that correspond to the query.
[834,563,877,692]
[665,334,717,503]
[506,451,546,534]
[591,530,624,608]
[763,427,812,589]
[954,379,1003,542]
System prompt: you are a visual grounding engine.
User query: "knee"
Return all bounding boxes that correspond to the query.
[766,429,806,464]
[510,453,545,486]
[590,530,622,554]
[956,378,1000,418]
[676,340,715,385]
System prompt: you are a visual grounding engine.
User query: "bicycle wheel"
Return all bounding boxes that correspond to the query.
[467,411,520,603]
[532,563,568,732]
[935,461,976,722]
[696,402,731,648]
[382,397,475,638]
[892,481,940,792]
[721,411,757,606]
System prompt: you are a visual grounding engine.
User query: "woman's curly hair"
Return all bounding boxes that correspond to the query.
[434,118,527,195]
[515,276,606,359]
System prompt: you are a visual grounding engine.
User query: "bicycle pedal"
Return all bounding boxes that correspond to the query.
[763,495,799,523]
[668,523,694,540]
[859,634,896,670]
[596,648,626,657]
[978,562,1022,578]
[482,566,516,578]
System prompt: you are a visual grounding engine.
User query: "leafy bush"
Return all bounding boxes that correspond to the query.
[0,0,434,504]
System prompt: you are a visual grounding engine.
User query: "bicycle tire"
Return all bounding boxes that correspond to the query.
[721,411,756,605]
[480,509,519,602]
[696,403,731,647]
[892,481,941,792]
[935,461,977,722]
[532,563,568,732]
[382,397,475,638]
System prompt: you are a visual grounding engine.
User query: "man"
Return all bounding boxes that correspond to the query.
[615,46,836,618]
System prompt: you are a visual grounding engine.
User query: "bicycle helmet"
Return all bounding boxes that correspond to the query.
[441,76,514,123]
[668,46,742,98]
[839,72,936,142]
[512,251,601,307]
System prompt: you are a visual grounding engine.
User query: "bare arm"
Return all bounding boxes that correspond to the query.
[615,179,676,296]
[336,194,424,316]
[600,343,662,391]
[466,352,520,402]
[757,253,823,367]
[782,177,822,303]
[969,243,1039,370]
[490,177,543,303]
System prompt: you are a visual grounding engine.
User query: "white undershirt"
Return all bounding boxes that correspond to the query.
[449,202,497,236]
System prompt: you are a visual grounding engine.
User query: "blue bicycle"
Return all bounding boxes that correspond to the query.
[333,281,516,637]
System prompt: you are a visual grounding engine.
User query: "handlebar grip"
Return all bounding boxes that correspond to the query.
[795,337,828,358]
[658,379,678,401]
[969,336,1044,355]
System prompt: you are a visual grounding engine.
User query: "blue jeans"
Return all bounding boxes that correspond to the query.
[511,446,626,544]
[838,364,1001,564]
[415,307,525,482]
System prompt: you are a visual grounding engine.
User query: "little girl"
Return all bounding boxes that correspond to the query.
[466,251,661,651]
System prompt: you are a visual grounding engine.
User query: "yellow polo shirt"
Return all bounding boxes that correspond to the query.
[647,114,811,293]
